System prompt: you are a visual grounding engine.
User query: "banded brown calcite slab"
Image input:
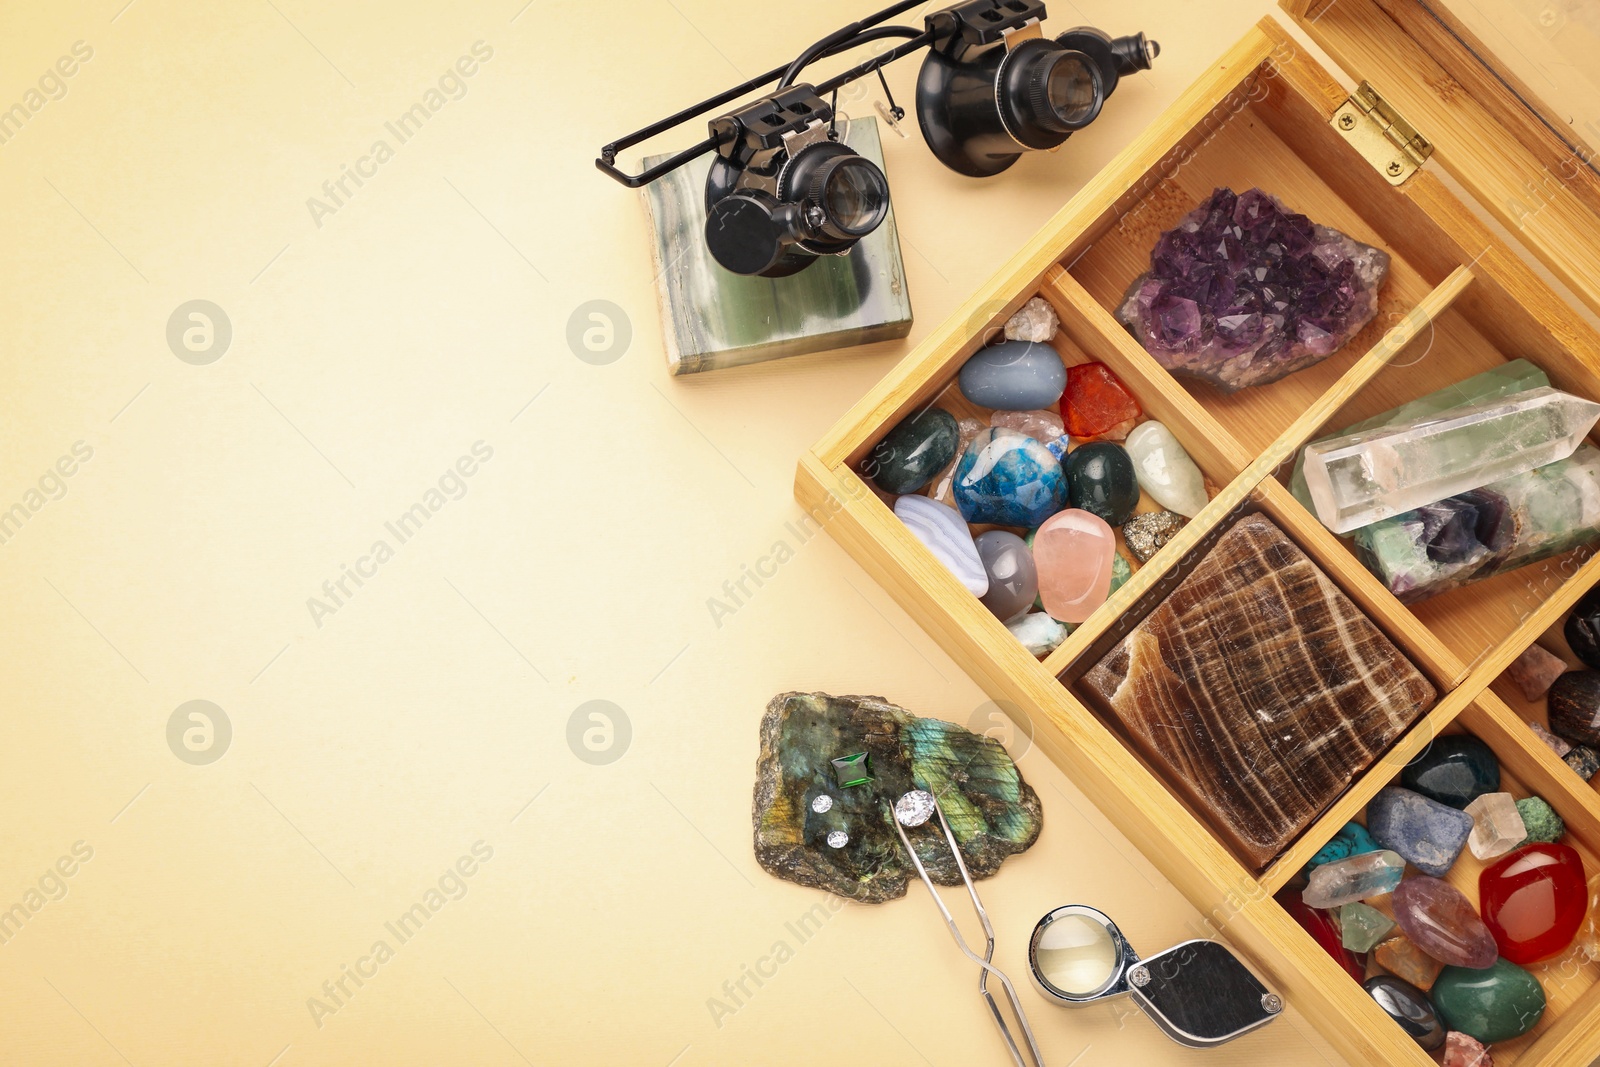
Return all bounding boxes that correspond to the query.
[1082,514,1435,869]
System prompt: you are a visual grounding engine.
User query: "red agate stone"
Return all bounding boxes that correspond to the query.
[1480,843,1588,964]
[1061,362,1141,439]
[1276,887,1364,981]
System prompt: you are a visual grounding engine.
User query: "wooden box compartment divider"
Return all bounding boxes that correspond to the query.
[796,15,1600,1066]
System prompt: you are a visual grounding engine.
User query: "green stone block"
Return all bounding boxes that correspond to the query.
[1338,901,1395,954]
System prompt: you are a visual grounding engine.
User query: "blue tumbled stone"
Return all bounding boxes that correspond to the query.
[1367,786,1473,877]
[958,340,1067,411]
[1400,734,1499,809]
[953,428,1068,528]
[1303,821,1379,876]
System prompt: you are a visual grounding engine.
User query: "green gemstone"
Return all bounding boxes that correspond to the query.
[1339,901,1395,953]
[865,408,960,495]
[1432,958,1546,1044]
[1517,795,1565,844]
[831,752,873,788]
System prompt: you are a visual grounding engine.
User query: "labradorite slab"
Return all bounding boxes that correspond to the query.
[1400,735,1500,809]
[1065,442,1139,526]
[1432,959,1546,1043]
[753,692,1042,903]
[865,407,960,494]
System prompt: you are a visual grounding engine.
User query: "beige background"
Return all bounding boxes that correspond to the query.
[0,1,1572,1064]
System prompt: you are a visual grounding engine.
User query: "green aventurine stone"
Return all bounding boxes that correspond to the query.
[1290,360,1550,516]
[1432,958,1547,1043]
[1339,901,1396,953]
[1517,795,1565,844]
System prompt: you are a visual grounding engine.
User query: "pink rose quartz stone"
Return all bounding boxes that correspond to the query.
[1033,509,1115,623]
[1507,643,1569,702]
[1442,1030,1494,1067]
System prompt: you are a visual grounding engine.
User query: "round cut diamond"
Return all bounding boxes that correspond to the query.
[811,794,833,814]
[826,830,849,849]
[895,790,937,827]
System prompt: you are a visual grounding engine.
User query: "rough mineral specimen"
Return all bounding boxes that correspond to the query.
[1442,1031,1494,1067]
[752,692,1042,903]
[1516,796,1564,844]
[1354,445,1600,604]
[1302,387,1600,533]
[1007,611,1071,657]
[1528,721,1572,758]
[1565,744,1600,780]
[1507,644,1570,702]
[1340,901,1397,953]
[1122,509,1185,562]
[1374,935,1447,992]
[1116,187,1390,392]
[1081,514,1436,868]
[1465,793,1527,861]
[1302,849,1405,908]
[1061,362,1141,438]
[1004,296,1059,343]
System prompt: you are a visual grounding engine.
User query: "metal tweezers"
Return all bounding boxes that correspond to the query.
[888,794,1045,1067]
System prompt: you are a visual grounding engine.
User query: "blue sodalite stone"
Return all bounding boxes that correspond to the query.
[958,340,1067,411]
[1400,735,1499,809]
[1367,786,1473,877]
[1303,821,1379,876]
[953,428,1068,528]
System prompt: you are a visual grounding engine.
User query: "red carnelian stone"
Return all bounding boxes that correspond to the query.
[1062,362,1142,438]
[1276,887,1364,981]
[1479,843,1587,964]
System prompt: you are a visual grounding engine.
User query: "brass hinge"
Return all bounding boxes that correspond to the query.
[1331,82,1433,185]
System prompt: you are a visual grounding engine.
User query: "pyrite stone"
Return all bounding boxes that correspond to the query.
[1081,514,1435,868]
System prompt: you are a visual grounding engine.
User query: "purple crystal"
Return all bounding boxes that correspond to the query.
[1117,188,1390,392]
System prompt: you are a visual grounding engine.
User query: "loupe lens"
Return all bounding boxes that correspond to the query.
[1025,49,1104,134]
[1036,913,1119,995]
[818,157,889,238]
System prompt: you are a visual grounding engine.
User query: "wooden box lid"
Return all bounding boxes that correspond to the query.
[1282,0,1600,321]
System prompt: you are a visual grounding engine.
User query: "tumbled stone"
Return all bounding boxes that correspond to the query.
[1065,442,1139,526]
[1547,670,1600,746]
[894,496,987,596]
[1441,1031,1494,1067]
[1027,533,1129,618]
[1116,187,1390,393]
[975,530,1038,623]
[1528,721,1572,758]
[1004,296,1059,343]
[1401,735,1500,810]
[1277,887,1364,981]
[1368,787,1474,877]
[1392,876,1498,969]
[1507,643,1569,702]
[1517,796,1564,844]
[753,692,1042,903]
[1125,421,1207,518]
[1432,959,1546,1044]
[1084,515,1435,869]
[990,409,1067,457]
[1465,793,1526,861]
[952,427,1068,527]
[1565,744,1600,780]
[1363,975,1446,1050]
[1061,362,1141,438]
[929,416,985,508]
[1375,934,1446,990]
[1033,509,1115,624]
[1306,821,1380,875]
[1007,612,1070,658]
[1480,843,1588,964]
[1303,849,1405,908]
[1122,509,1185,563]
[959,340,1066,411]
[1564,586,1600,670]
[866,407,960,494]
[1340,901,1396,953]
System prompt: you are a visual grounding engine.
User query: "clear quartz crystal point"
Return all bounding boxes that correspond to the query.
[1303,387,1600,533]
[1302,849,1406,908]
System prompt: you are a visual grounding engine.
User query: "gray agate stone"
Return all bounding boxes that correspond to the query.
[975,530,1038,622]
[1367,786,1473,877]
[958,340,1066,411]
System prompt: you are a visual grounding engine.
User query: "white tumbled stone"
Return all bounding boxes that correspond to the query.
[1125,420,1208,518]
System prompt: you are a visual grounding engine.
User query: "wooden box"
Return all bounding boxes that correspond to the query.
[796,7,1600,1065]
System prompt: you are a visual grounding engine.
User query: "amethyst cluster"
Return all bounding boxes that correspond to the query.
[1117,187,1390,393]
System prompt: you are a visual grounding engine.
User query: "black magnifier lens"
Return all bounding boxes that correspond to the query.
[810,154,890,239]
[1029,50,1103,133]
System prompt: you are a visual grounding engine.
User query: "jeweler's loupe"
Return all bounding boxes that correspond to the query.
[1028,906,1282,1048]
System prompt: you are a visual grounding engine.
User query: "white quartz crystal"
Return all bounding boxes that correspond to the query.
[1302,849,1406,908]
[1303,386,1600,533]
[1125,421,1208,518]
[1003,296,1059,343]
[1466,792,1527,861]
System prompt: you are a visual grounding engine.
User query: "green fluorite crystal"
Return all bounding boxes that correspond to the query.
[753,692,1042,903]
[1339,901,1395,953]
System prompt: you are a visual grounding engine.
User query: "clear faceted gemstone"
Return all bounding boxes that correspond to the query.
[826,830,849,849]
[894,789,937,827]
[811,794,833,814]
